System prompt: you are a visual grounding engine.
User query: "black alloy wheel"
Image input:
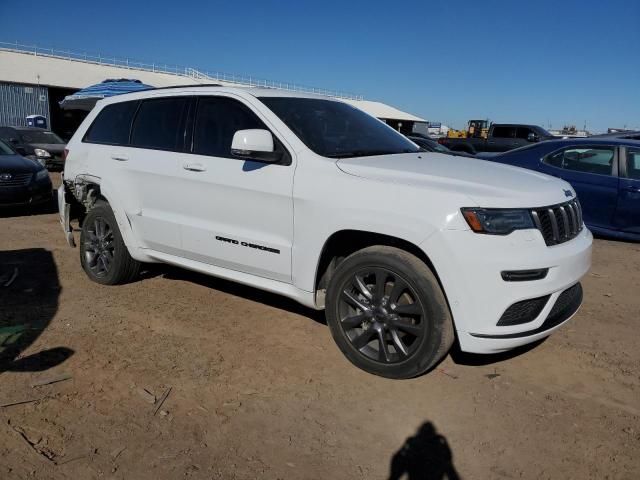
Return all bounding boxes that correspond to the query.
[337,267,426,364]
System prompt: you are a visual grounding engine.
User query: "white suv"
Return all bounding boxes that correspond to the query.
[58,86,592,378]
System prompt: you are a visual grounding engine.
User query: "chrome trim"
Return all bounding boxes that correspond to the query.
[559,206,570,238]
[548,208,560,242]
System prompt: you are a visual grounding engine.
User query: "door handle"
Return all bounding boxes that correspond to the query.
[623,186,640,193]
[111,154,128,162]
[183,162,206,172]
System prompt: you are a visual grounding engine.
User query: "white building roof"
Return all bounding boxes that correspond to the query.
[0,48,425,123]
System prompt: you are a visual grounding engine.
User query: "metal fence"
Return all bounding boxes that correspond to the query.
[0,41,364,100]
[0,82,49,127]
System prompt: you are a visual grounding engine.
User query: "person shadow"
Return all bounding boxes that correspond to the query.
[0,248,73,374]
[389,422,460,480]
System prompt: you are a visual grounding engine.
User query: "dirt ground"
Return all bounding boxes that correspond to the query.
[1,173,639,480]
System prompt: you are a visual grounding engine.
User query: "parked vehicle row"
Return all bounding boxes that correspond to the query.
[58,86,591,378]
[0,139,52,208]
[438,123,556,154]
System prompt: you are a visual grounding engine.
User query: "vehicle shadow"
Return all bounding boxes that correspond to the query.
[389,421,460,480]
[449,337,546,367]
[154,264,327,325]
[0,248,73,374]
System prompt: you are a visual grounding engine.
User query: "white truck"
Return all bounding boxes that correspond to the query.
[58,86,592,378]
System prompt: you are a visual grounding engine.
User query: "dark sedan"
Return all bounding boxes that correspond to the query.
[479,138,640,241]
[0,126,67,170]
[0,140,53,208]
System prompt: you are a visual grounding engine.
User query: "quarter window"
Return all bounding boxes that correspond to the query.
[627,148,640,180]
[193,97,266,158]
[492,126,514,138]
[130,97,188,151]
[84,101,139,145]
[544,147,616,176]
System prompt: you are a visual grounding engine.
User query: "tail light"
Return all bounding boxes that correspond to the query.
[63,148,69,161]
[437,138,446,144]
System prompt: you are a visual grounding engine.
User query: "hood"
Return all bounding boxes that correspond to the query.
[0,153,41,173]
[337,152,574,208]
[30,143,66,154]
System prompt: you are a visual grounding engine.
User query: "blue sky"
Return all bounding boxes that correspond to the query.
[2,0,638,132]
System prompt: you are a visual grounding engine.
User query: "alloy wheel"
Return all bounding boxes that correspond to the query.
[337,267,427,364]
[84,217,115,278]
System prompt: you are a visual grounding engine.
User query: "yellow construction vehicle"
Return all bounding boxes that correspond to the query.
[447,119,490,139]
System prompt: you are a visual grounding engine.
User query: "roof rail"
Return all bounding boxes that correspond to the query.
[150,83,223,90]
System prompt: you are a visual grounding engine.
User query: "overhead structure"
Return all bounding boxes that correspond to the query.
[59,79,154,111]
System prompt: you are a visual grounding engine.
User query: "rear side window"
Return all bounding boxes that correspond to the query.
[192,97,266,158]
[544,147,616,176]
[515,127,533,139]
[131,97,188,151]
[492,126,514,138]
[84,101,138,145]
[627,148,640,180]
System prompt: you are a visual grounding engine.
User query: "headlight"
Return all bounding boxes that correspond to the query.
[35,169,49,181]
[461,208,534,235]
[34,148,51,158]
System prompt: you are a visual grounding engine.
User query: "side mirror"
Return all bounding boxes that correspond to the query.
[9,138,19,145]
[527,132,539,142]
[16,147,27,155]
[231,129,280,162]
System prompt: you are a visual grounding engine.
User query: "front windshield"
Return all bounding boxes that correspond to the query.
[0,140,15,155]
[259,97,420,158]
[19,130,65,144]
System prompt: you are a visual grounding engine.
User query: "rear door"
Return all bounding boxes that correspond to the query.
[540,145,619,229]
[614,146,640,234]
[173,94,295,283]
[486,126,516,152]
[108,96,189,253]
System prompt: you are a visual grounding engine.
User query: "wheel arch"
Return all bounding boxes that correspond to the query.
[313,229,444,309]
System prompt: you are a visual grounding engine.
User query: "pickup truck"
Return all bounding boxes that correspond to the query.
[439,124,555,154]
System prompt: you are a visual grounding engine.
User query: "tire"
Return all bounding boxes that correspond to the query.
[325,246,454,379]
[80,200,141,285]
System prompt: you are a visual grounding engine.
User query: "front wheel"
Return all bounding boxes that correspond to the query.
[325,246,454,379]
[80,200,141,285]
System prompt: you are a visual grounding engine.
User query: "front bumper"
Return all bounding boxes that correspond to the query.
[58,183,76,247]
[0,181,52,207]
[421,226,592,354]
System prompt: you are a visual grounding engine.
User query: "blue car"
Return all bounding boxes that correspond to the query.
[478,138,640,241]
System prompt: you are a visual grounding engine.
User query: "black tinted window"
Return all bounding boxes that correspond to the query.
[84,101,138,145]
[131,97,188,151]
[515,127,533,139]
[193,97,266,158]
[492,126,514,138]
[260,97,419,158]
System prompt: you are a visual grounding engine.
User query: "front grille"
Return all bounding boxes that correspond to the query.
[0,173,32,187]
[531,199,583,246]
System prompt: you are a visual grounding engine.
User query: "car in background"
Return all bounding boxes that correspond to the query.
[0,126,67,170]
[589,130,640,141]
[438,124,555,154]
[480,138,640,241]
[406,135,475,157]
[0,139,52,208]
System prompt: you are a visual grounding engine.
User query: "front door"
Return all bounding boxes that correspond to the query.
[614,146,640,234]
[174,95,295,283]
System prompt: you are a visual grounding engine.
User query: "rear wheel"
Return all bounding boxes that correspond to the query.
[80,201,140,285]
[325,246,454,379]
